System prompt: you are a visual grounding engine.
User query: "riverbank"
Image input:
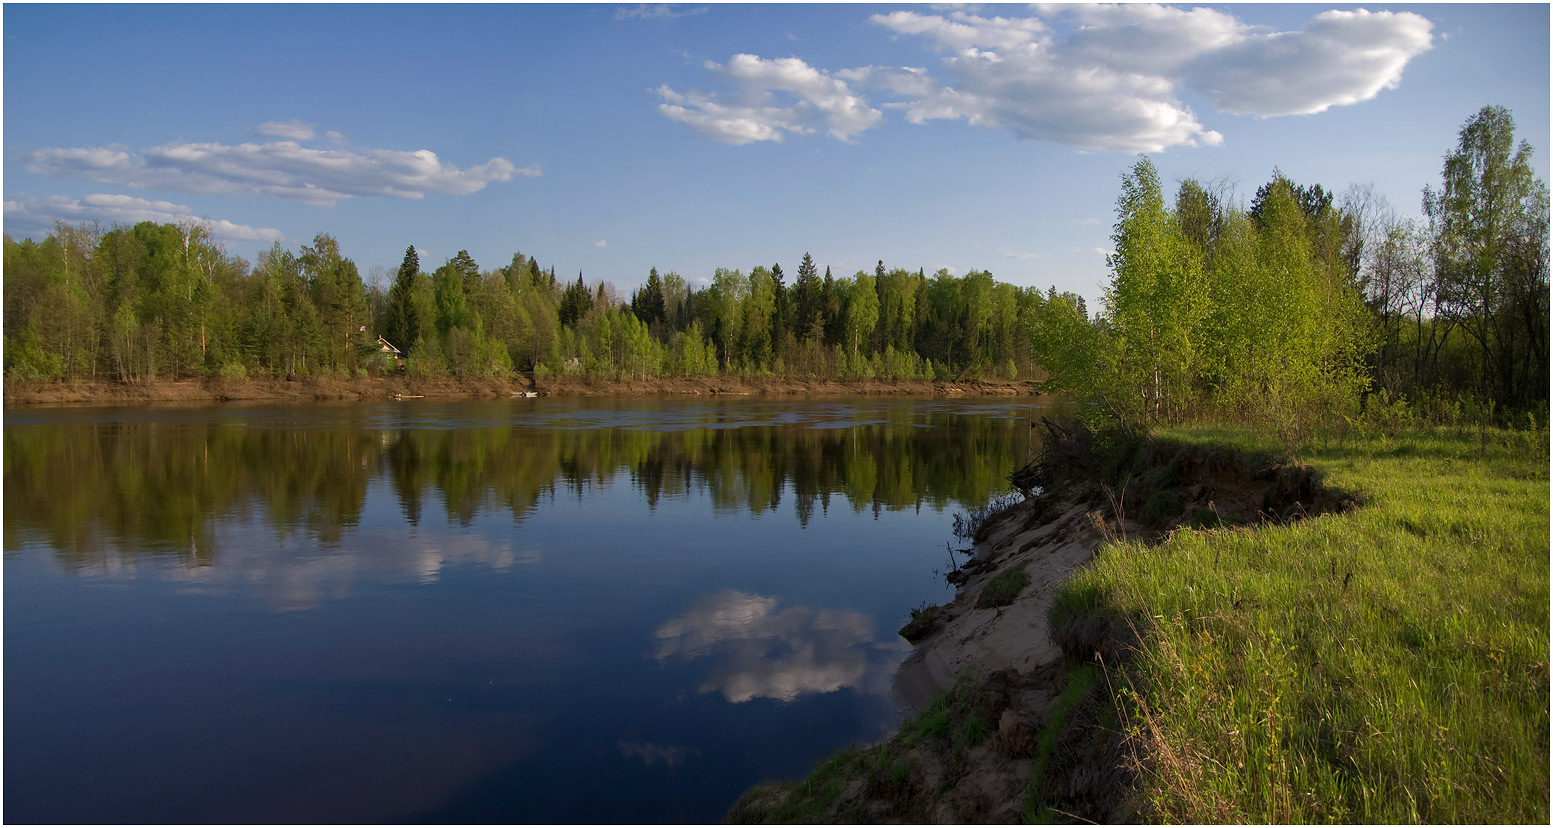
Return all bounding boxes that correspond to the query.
[730,422,1549,823]
[2,375,1041,406]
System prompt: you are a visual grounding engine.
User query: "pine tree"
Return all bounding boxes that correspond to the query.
[450,250,481,296]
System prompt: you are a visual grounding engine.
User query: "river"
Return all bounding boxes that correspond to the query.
[3,396,1047,823]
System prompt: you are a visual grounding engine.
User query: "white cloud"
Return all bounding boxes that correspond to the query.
[253,119,317,141]
[1055,4,1250,77]
[1000,248,1041,260]
[863,9,1223,152]
[325,130,347,145]
[615,4,707,21]
[871,9,1045,51]
[1185,9,1435,117]
[1075,217,1101,225]
[4,192,284,243]
[593,239,608,248]
[655,54,883,145]
[849,5,1432,152]
[23,135,539,207]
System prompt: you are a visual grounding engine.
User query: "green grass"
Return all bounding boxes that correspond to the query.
[1052,424,1550,823]
[1021,662,1105,823]
[727,670,994,823]
[978,565,1032,609]
[898,602,945,643]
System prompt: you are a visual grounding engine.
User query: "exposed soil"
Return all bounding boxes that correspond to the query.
[729,422,1359,823]
[2,375,1040,407]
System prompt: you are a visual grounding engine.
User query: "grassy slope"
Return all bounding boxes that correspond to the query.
[1055,425,1549,822]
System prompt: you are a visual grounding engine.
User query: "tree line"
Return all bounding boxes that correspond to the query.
[7,105,1545,424]
[1032,104,1548,436]
[5,222,1080,385]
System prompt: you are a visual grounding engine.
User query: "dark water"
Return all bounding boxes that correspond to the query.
[4,396,1045,823]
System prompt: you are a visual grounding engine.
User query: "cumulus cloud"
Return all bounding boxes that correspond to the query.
[655,6,1432,153]
[870,9,1045,51]
[4,192,284,243]
[253,119,317,141]
[859,5,1432,150]
[615,3,707,21]
[23,132,539,206]
[593,239,608,248]
[1185,9,1436,116]
[655,54,883,145]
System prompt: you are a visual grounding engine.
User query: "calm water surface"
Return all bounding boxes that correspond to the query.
[4,396,1045,823]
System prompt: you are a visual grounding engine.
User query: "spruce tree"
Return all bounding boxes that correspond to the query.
[794,252,823,340]
[770,263,790,356]
[384,245,420,355]
[633,267,666,327]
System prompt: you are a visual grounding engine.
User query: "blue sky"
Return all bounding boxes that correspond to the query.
[4,3,1548,309]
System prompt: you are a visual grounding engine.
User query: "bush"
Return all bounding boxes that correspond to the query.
[898,603,944,643]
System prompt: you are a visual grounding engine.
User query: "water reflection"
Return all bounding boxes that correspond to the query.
[4,401,1036,581]
[617,740,700,769]
[654,589,909,703]
[163,530,542,611]
[3,399,1045,824]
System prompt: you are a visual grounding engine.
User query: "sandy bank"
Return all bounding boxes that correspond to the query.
[3,375,1041,407]
[731,428,1352,823]
[893,497,1120,713]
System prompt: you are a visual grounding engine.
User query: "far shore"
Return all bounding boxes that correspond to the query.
[3,375,1045,407]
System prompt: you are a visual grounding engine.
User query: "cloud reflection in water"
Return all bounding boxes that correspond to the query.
[653,589,909,703]
[152,529,539,611]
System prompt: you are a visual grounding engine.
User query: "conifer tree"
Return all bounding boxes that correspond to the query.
[384,245,420,355]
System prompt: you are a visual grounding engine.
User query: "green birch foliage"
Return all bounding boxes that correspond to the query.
[1028,289,1100,399]
[845,272,879,358]
[1103,157,1207,426]
[1425,105,1550,411]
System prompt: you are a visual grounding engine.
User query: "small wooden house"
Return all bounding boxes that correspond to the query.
[376,336,403,368]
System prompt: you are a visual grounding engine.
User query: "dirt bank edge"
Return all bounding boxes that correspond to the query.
[728,426,1357,823]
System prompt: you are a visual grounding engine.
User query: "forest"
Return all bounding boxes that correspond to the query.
[5,105,1547,425]
[2,219,1064,387]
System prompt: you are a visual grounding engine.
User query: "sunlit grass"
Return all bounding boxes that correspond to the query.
[1055,425,1549,823]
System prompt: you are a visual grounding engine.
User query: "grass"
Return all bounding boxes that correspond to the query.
[954,491,1026,542]
[726,670,994,823]
[978,565,1032,609]
[1052,424,1550,823]
[1021,662,1106,823]
[898,602,945,643]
